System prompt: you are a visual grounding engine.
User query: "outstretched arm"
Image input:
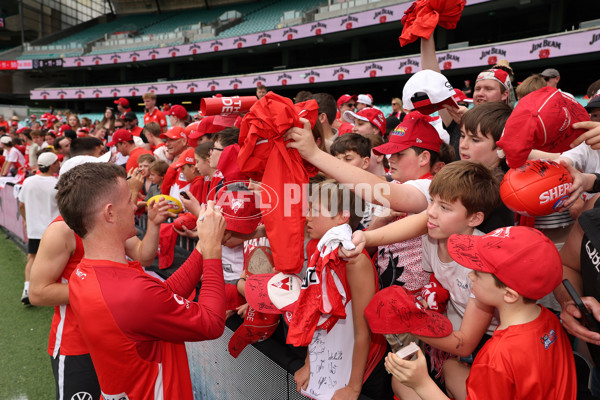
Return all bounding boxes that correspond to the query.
[285,119,429,214]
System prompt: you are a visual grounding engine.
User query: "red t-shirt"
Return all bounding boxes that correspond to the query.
[466,306,576,399]
[125,147,152,173]
[69,251,225,400]
[144,108,167,132]
[130,126,143,137]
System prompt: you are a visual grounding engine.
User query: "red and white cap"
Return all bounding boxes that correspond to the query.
[453,89,473,103]
[173,148,196,169]
[357,94,373,106]
[167,104,188,120]
[216,187,262,234]
[364,285,453,337]
[448,226,562,300]
[106,129,133,147]
[476,68,511,91]
[402,69,458,115]
[160,126,187,140]
[336,94,358,109]
[497,86,590,168]
[343,107,386,135]
[373,111,443,155]
[113,97,130,107]
[245,272,302,314]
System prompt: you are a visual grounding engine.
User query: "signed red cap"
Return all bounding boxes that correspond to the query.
[365,285,453,337]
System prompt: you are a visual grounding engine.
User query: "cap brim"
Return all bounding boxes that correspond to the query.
[105,140,118,147]
[343,110,368,124]
[372,142,410,156]
[447,234,493,273]
[245,273,301,314]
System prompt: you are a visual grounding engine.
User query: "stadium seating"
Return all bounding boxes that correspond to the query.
[218,0,324,38]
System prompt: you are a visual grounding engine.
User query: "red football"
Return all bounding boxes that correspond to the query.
[500,160,572,217]
[173,212,197,231]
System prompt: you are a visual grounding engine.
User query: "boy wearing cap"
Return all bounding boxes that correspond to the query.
[343,107,386,136]
[122,111,145,140]
[18,152,61,304]
[167,104,188,128]
[345,162,501,399]
[1,135,26,176]
[356,94,373,111]
[586,94,600,123]
[143,92,167,133]
[173,148,205,201]
[386,226,577,400]
[114,97,131,119]
[334,94,357,130]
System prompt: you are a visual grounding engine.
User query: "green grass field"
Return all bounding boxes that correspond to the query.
[0,234,55,400]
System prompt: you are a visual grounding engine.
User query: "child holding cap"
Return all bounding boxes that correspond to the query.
[386,226,576,399]
[292,179,392,400]
[346,161,502,399]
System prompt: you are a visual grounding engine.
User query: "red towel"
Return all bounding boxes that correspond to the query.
[399,0,466,47]
[237,92,319,274]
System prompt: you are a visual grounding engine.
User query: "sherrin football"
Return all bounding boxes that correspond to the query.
[500,160,572,217]
[147,194,183,214]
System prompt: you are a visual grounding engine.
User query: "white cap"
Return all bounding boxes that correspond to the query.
[0,136,12,144]
[402,70,457,114]
[59,152,111,176]
[38,152,58,167]
[356,94,373,106]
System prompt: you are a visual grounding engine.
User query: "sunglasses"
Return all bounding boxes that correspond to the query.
[392,103,398,105]
[209,146,224,154]
[345,103,356,108]
[543,76,552,81]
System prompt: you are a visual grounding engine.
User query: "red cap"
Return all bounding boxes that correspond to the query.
[448,226,562,300]
[160,126,187,140]
[245,272,303,314]
[30,114,36,119]
[453,89,473,103]
[173,148,196,169]
[59,124,71,135]
[106,129,133,147]
[364,286,453,337]
[342,107,386,135]
[373,111,442,155]
[336,94,358,109]
[114,97,130,107]
[10,120,18,126]
[16,127,28,135]
[216,188,262,234]
[167,104,188,120]
[476,69,511,91]
[497,87,590,168]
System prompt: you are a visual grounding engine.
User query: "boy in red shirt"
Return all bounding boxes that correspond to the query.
[386,226,577,400]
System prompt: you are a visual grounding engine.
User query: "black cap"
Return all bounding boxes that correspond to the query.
[122,111,137,121]
[586,95,600,112]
